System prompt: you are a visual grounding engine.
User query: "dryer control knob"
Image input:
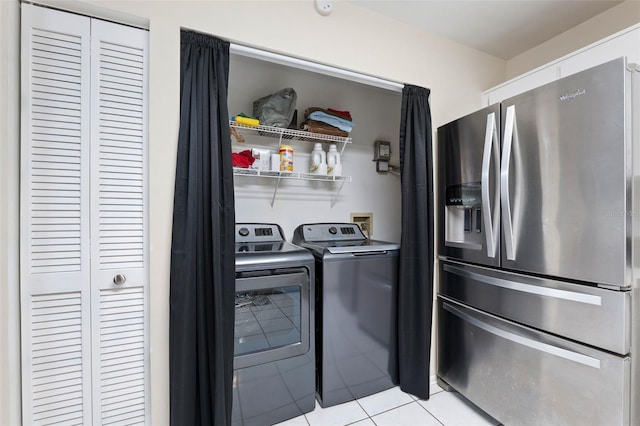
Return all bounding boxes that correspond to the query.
[239,227,250,237]
[329,226,338,235]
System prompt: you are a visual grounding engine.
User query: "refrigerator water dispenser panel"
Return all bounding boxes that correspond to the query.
[445,182,483,249]
[445,182,482,207]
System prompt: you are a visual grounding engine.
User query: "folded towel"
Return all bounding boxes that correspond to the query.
[308,111,354,132]
[304,107,352,122]
[301,119,349,137]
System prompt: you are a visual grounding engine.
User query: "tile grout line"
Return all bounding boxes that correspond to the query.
[287,388,492,426]
[365,399,419,420]
[353,396,368,421]
[414,400,446,426]
[302,388,449,426]
[350,397,372,425]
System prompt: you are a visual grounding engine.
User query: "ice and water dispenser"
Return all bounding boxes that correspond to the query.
[444,182,483,249]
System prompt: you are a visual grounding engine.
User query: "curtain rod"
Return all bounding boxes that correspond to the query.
[230,44,404,93]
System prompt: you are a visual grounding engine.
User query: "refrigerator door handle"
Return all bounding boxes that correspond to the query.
[481,112,499,258]
[501,105,516,260]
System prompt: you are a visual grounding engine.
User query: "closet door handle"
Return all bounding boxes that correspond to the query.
[113,274,127,285]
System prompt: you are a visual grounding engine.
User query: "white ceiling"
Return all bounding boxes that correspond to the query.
[349,0,624,59]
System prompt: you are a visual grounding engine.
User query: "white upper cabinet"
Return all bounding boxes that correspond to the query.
[484,25,640,105]
[559,27,640,78]
[484,65,560,106]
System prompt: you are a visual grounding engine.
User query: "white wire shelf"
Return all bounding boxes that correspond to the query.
[233,167,351,207]
[230,121,352,146]
[233,167,352,182]
[230,120,352,206]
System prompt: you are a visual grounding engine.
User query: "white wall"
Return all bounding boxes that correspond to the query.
[0,1,506,424]
[507,0,640,79]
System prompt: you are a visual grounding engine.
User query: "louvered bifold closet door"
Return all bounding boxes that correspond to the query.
[89,19,149,426]
[20,4,92,425]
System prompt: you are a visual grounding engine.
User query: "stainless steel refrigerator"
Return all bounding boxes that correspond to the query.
[437,57,639,426]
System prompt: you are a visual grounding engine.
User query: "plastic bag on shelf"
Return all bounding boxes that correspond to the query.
[253,87,297,128]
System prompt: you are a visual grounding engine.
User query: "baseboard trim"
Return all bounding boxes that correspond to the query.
[430,374,438,388]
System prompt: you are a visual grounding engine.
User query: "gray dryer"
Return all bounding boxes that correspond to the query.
[233,223,315,425]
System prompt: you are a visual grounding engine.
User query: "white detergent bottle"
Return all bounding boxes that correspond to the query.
[310,143,327,175]
[327,144,342,176]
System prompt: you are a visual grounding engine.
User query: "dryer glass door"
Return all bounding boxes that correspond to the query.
[234,268,310,369]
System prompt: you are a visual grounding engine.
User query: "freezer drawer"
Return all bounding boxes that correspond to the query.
[437,297,631,426]
[439,260,631,355]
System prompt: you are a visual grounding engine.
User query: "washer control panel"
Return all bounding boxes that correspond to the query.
[235,223,284,243]
[297,223,365,242]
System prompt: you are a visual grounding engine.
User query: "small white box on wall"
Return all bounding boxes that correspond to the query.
[251,148,271,171]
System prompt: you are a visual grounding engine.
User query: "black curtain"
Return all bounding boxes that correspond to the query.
[398,85,434,400]
[170,31,235,425]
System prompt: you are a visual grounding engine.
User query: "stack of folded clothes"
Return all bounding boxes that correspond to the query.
[300,107,354,137]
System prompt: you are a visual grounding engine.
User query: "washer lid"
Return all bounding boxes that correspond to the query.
[325,240,400,254]
[292,223,400,255]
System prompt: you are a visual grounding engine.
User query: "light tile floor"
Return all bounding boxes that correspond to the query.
[275,384,500,426]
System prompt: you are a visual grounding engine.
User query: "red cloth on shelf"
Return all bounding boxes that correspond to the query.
[232,150,256,168]
[327,108,352,120]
